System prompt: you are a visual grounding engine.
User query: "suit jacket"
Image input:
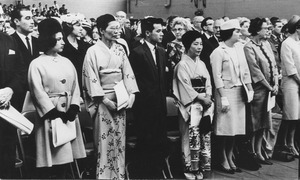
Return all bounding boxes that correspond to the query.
[120,27,136,50]
[0,32,26,111]
[129,42,167,114]
[210,42,252,89]
[11,32,39,69]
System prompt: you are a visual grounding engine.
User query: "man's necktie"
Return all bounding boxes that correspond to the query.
[25,36,32,55]
[155,46,159,68]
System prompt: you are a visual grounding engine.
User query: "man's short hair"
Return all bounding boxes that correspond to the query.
[10,5,30,29]
[141,17,163,38]
[201,17,213,30]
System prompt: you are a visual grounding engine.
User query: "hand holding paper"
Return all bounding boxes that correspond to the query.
[0,87,13,109]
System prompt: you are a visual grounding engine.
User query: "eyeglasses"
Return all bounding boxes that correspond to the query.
[173,28,184,32]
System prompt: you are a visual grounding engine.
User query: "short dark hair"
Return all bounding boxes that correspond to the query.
[141,17,163,38]
[96,14,115,33]
[83,26,92,38]
[248,17,267,36]
[270,17,279,26]
[62,22,73,36]
[201,17,213,30]
[181,31,202,52]
[38,18,63,52]
[220,28,235,41]
[10,6,30,29]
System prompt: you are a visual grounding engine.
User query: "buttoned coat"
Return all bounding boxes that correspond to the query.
[28,54,86,167]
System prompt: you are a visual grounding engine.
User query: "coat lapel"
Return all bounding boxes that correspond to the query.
[220,43,239,76]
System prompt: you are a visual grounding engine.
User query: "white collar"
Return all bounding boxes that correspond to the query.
[145,40,155,51]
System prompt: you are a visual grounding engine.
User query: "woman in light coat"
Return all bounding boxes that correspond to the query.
[277,15,300,158]
[28,18,86,178]
[210,19,253,173]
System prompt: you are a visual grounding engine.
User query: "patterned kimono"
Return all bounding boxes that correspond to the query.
[173,54,214,171]
[82,40,138,180]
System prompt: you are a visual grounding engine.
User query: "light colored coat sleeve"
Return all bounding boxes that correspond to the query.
[28,60,55,117]
[210,48,225,89]
[281,41,298,76]
[244,43,266,84]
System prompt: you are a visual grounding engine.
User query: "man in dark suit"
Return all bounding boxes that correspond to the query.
[129,17,168,179]
[200,17,220,91]
[11,6,39,69]
[116,11,136,50]
[0,32,26,178]
[10,7,39,177]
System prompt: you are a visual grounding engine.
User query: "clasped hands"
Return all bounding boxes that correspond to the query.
[43,104,79,123]
[0,87,13,110]
[270,85,279,96]
[197,94,213,110]
[102,94,135,111]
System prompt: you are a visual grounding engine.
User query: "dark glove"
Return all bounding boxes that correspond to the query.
[42,108,66,121]
[66,104,80,122]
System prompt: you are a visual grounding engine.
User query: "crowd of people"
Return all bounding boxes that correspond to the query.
[0,2,299,180]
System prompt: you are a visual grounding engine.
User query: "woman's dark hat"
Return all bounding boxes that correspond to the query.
[38,18,62,36]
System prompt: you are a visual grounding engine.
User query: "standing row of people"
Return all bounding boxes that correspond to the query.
[0,4,299,180]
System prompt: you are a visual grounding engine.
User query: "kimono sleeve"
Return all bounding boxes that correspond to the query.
[82,48,105,99]
[28,61,55,117]
[173,63,198,106]
[121,52,139,94]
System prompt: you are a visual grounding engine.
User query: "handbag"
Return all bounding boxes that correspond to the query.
[51,118,76,147]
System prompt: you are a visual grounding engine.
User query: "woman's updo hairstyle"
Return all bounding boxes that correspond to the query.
[181,30,202,52]
[38,18,63,53]
[287,15,300,34]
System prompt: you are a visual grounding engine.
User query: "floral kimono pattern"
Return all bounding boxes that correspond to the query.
[82,40,139,179]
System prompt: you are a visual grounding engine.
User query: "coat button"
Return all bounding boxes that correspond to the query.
[61,79,66,84]
[61,103,66,107]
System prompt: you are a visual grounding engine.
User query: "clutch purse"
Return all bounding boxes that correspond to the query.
[51,118,76,147]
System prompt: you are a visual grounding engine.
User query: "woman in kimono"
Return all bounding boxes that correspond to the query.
[210,19,253,174]
[166,17,192,95]
[82,14,139,180]
[244,17,278,165]
[173,31,213,180]
[278,15,300,158]
[28,18,86,178]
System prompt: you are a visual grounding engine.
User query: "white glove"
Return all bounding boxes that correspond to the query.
[248,90,254,103]
[126,94,135,109]
[0,87,13,109]
[221,97,230,113]
[221,97,229,106]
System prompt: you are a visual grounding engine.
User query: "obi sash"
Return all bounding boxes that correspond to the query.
[99,68,122,93]
[191,77,206,93]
